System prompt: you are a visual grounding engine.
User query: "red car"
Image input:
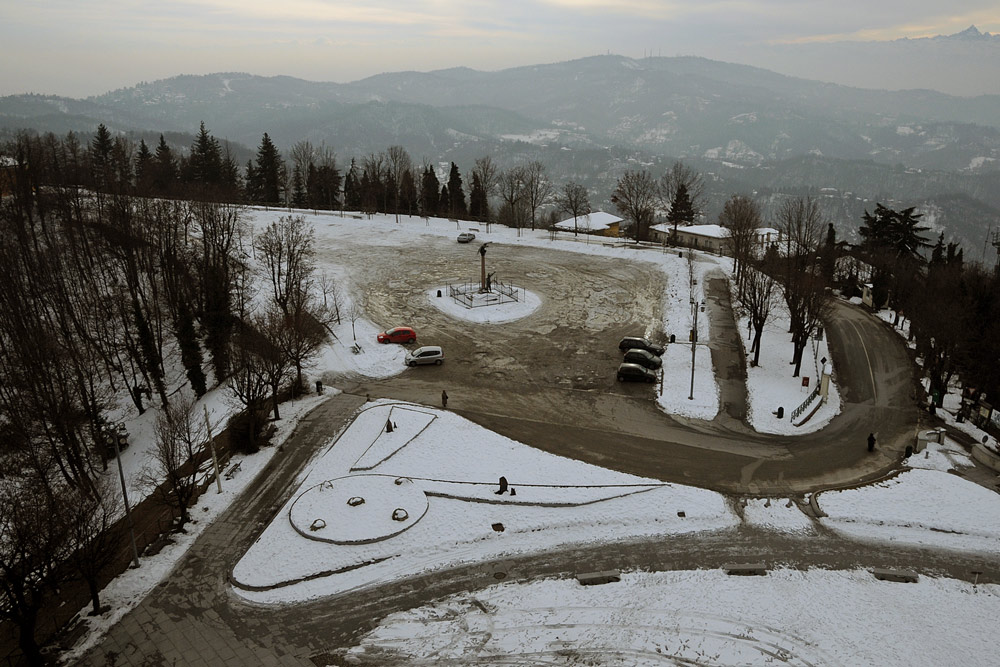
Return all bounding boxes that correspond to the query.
[377,326,417,344]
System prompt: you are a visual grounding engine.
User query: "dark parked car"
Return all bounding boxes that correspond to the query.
[623,348,662,370]
[617,362,658,383]
[618,336,665,356]
[377,326,417,344]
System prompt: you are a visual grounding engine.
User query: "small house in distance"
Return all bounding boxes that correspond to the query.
[554,211,622,237]
[650,223,729,253]
[650,223,781,257]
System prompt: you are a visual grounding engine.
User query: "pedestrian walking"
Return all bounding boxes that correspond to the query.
[867,432,876,453]
[441,389,448,409]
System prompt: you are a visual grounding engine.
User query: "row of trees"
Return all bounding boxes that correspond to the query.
[17,122,584,229]
[610,162,705,242]
[721,190,1000,416]
[723,195,830,375]
[0,127,344,661]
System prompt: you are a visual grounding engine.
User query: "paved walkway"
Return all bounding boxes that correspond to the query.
[64,255,987,664]
[74,391,1000,666]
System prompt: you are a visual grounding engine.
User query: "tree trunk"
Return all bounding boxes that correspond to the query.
[294,361,304,397]
[271,385,281,421]
[19,611,43,667]
[88,578,102,616]
[752,328,764,367]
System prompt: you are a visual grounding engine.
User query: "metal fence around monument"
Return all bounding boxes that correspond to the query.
[447,279,524,308]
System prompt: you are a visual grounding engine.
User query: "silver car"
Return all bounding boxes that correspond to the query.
[405,345,444,366]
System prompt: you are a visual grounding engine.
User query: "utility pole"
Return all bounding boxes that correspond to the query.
[203,406,223,494]
[111,425,140,568]
[688,299,703,400]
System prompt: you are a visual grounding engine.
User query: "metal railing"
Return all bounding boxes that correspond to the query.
[791,383,822,422]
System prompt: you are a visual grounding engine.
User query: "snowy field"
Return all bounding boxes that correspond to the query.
[62,209,1000,665]
[231,400,736,603]
[345,568,1000,666]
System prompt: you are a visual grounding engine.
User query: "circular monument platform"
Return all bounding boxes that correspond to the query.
[288,474,429,544]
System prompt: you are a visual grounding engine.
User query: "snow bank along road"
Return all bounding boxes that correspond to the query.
[320,234,921,494]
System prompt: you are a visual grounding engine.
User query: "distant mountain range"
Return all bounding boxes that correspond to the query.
[2,50,999,256]
[739,25,1000,97]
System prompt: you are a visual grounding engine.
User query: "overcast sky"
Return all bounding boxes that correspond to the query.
[3,1,998,98]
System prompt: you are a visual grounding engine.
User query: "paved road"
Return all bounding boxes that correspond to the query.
[335,239,922,494]
[74,236,944,665]
[75,394,994,667]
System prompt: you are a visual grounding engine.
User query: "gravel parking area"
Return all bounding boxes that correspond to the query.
[316,234,667,396]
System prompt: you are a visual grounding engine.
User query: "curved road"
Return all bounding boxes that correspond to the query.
[325,235,923,494]
[76,234,948,665]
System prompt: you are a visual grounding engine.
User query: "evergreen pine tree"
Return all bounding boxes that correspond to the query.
[399,168,418,215]
[135,139,153,194]
[822,221,837,280]
[343,159,361,210]
[188,121,223,187]
[469,171,488,221]
[244,159,260,202]
[253,132,282,204]
[420,166,440,216]
[220,143,242,197]
[175,298,207,397]
[152,134,177,195]
[90,123,113,190]
[307,162,341,210]
[447,162,467,218]
[668,182,695,232]
[292,165,307,208]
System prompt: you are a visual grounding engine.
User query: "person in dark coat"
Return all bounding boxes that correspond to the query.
[441,389,448,409]
[867,432,876,452]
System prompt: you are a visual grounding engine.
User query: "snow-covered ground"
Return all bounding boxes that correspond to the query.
[345,568,1000,666]
[61,209,1000,664]
[231,400,736,603]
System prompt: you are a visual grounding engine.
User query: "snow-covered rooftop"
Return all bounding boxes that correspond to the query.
[554,210,622,232]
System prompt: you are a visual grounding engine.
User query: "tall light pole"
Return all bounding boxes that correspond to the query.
[111,425,140,568]
[688,299,704,400]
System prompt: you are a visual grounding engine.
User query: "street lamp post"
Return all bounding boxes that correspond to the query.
[111,426,140,569]
[688,299,704,401]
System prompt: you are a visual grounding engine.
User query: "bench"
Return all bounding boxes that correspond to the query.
[224,461,242,480]
[721,562,768,576]
[575,570,621,586]
[871,568,918,583]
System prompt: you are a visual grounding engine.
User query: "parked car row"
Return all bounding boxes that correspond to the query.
[617,336,663,383]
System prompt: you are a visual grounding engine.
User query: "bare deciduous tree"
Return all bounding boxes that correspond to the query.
[473,156,499,198]
[64,476,124,616]
[228,326,272,452]
[612,169,657,242]
[521,161,553,231]
[496,166,527,233]
[774,197,830,376]
[555,182,591,236]
[718,194,763,291]
[385,145,413,223]
[735,267,777,367]
[0,471,74,665]
[141,397,206,528]
[659,161,706,221]
[253,307,294,421]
